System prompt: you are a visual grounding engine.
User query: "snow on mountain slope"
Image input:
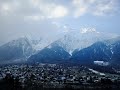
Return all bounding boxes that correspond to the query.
[71,37,120,65]
[5,37,33,56]
[54,27,118,55]
[0,37,33,63]
[32,38,54,51]
[3,27,118,56]
[28,43,71,63]
[0,26,119,64]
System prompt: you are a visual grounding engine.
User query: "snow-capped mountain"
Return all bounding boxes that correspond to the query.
[71,37,120,66]
[0,37,33,64]
[28,43,71,63]
[71,41,112,64]
[54,28,118,55]
[0,35,62,64]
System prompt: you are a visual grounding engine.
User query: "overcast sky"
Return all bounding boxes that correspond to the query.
[0,0,120,45]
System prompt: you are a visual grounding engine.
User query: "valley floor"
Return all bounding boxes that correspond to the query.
[0,63,120,90]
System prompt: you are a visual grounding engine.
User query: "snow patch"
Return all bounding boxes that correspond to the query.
[89,68,105,76]
[69,50,72,55]
[110,47,114,54]
[47,45,52,49]
[94,61,109,66]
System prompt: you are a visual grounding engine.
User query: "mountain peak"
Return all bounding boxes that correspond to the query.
[80,27,100,34]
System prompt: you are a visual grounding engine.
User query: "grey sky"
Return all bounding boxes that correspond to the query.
[0,0,120,45]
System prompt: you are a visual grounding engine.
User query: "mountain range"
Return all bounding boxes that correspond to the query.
[0,28,119,68]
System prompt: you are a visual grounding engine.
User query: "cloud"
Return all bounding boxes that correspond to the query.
[93,0,118,16]
[30,0,68,20]
[0,0,119,20]
[72,0,88,17]
[24,15,45,21]
[72,0,119,18]
[0,0,68,21]
[0,1,19,16]
[48,6,68,18]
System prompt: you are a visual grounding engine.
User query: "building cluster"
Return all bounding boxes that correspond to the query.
[0,63,120,89]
